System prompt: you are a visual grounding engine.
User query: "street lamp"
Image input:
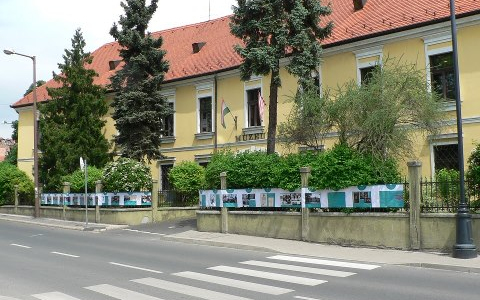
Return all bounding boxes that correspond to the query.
[449,1,477,258]
[4,49,40,218]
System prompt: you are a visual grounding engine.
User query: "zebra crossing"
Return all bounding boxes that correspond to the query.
[30,255,380,300]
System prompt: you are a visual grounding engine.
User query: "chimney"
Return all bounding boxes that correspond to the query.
[353,0,367,11]
[192,42,206,54]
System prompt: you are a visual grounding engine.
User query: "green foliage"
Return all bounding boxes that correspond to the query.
[205,150,281,189]
[0,162,34,205]
[204,146,400,191]
[435,168,460,209]
[467,143,480,201]
[278,88,333,150]
[309,144,400,191]
[24,80,46,97]
[230,0,333,153]
[4,144,17,166]
[62,166,103,193]
[273,152,317,191]
[109,0,171,162]
[168,161,206,203]
[280,58,443,162]
[40,28,110,191]
[102,158,152,192]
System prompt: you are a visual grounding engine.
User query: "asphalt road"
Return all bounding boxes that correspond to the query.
[0,219,479,300]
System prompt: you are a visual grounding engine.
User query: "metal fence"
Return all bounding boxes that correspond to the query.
[420,178,480,213]
[158,190,198,207]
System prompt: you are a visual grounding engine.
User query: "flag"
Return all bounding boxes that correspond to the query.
[221,99,231,128]
[258,92,266,124]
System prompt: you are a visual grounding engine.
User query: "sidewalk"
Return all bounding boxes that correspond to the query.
[1,213,480,273]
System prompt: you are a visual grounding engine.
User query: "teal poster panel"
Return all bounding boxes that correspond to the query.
[201,195,206,207]
[216,194,221,207]
[305,192,322,208]
[222,193,237,207]
[328,192,346,207]
[379,191,404,208]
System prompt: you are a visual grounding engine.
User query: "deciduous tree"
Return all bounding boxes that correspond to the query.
[230,0,333,154]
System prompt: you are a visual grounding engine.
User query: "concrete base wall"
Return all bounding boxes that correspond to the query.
[0,206,197,226]
[197,210,480,252]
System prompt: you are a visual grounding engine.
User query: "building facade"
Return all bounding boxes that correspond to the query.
[11,0,480,190]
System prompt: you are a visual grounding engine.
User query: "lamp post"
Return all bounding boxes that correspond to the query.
[3,49,40,218]
[449,1,477,258]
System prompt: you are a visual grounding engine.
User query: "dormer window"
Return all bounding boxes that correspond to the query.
[192,42,206,54]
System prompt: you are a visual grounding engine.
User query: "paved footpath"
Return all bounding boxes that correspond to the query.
[1,213,480,274]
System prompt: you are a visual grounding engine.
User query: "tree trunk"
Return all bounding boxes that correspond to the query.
[267,68,280,154]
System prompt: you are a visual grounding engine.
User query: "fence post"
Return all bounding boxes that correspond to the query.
[408,161,422,250]
[220,172,228,234]
[152,179,159,223]
[14,184,19,214]
[62,182,71,221]
[95,180,102,223]
[300,167,311,241]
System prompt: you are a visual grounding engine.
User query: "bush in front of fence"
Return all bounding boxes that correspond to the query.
[0,161,34,205]
[102,158,152,192]
[168,161,206,205]
[61,165,103,193]
[203,145,401,191]
[467,142,480,209]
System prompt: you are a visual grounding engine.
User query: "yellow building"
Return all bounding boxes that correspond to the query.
[11,0,480,190]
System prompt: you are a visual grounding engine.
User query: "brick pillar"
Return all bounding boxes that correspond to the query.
[220,172,228,234]
[95,180,102,223]
[300,167,311,242]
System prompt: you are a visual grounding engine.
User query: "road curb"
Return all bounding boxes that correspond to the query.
[0,216,128,231]
[161,235,278,253]
[400,262,480,274]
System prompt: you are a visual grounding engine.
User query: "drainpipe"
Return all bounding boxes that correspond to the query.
[214,74,218,152]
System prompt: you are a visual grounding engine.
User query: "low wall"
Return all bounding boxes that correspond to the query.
[197,210,480,252]
[0,206,197,226]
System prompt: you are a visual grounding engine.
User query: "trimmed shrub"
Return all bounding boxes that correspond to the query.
[467,143,480,205]
[436,168,460,209]
[62,166,103,193]
[102,158,152,192]
[204,145,400,191]
[169,161,206,203]
[0,162,34,205]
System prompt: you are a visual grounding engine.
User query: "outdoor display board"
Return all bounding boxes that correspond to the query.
[41,192,152,206]
[199,184,404,208]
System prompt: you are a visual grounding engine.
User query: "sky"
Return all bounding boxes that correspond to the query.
[0,0,237,139]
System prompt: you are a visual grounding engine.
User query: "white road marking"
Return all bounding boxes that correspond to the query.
[30,234,44,237]
[122,229,165,236]
[268,255,380,270]
[86,284,163,300]
[208,266,326,286]
[133,277,253,300]
[51,252,79,258]
[109,262,163,274]
[295,296,323,300]
[32,291,82,300]
[240,260,355,277]
[10,244,31,249]
[174,271,293,295]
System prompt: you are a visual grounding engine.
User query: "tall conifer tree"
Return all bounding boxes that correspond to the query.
[230,0,333,154]
[109,0,170,162]
[40,29,110,190]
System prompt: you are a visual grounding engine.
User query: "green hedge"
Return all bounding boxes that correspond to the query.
[203,145,400,191]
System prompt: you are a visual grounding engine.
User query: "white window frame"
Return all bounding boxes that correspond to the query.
[196,82,214,134]
[423,32,452,93]
[429,133,459,176]
[354,46,383,85]
[243,76,263,129]
[423,32,455,111]
[160,90,176,140]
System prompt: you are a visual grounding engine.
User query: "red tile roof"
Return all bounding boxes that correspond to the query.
[12,0,480,108]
